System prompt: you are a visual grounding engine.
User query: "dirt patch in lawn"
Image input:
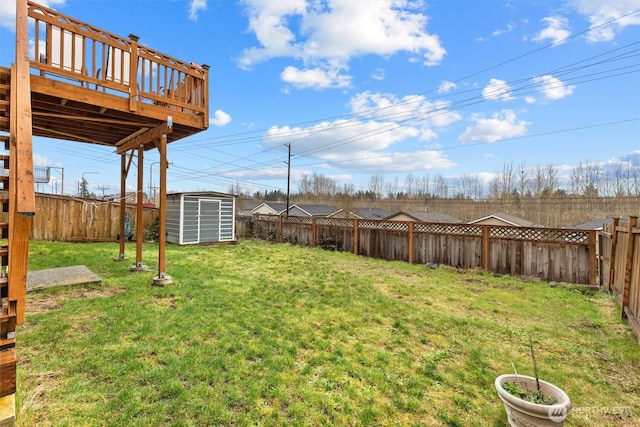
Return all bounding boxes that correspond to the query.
[26,288,127,314]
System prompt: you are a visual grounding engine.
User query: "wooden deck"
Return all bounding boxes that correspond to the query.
[0,2,210,420]
[0,1,209,151]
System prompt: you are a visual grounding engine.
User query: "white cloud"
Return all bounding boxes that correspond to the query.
[33,153,53,167]
[238,0,446,89]
[477,22,516,41]
[482,78,514,101]
[256,90,459,173]
[0,0,66,29]
[209,110,232,127]
[371,68,386,81]
[532,75,576,100]
[459,109,530,143]
[349,91,462,129]
[281,66,352,90]
[189,0,207,21]
[569,0,640,42]
[533,16,571,45]
[438,80,457,93]
[492,22,516,37]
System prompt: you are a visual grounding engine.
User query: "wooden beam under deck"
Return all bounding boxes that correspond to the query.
[29,75,204,149]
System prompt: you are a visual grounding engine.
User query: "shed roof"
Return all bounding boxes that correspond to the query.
[167,191,235,198]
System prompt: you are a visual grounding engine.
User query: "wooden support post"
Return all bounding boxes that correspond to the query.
[13,0,35,216]
[481,225,490,271]
[115,151,133,261]
[201,65,210,126]
[609,217,620,293]
[278,215,283,243]
[154,133,171,285]
[311,217,317,247]
[353,219,359,256]
[135,146,144,264]
[408,222,414,264]
[621,216,638,319]
[588,229,597,286]
[128,34,139,112]
[117,153,127,260]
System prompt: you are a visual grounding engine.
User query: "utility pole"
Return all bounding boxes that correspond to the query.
[97,185,110,198]
[285,143,291,217]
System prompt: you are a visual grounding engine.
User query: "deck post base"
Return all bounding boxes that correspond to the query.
[152,273,172,286]
[130,263,150,272]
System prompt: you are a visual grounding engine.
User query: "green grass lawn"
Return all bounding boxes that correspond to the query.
[16,239,640,426]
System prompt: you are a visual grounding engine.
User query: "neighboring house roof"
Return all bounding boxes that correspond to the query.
[565,217,619,230]
[329,207,393,220]
[384,210,463,223]
[238,199,262,211]
[468,213,540,227]
[353,207,393,220]
[251,202,289,214]
[287,204,339,217]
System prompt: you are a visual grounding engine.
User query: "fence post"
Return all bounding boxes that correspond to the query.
[621,216,638,319]
[481,225,490,270]
[278,215,283,243]
[408,222,414,264]
[609,217,619,293]
[353,219,359,256]
[311,217,317,247]
[588,229,597,286]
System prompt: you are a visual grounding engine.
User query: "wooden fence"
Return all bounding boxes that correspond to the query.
[253,214,597,285]
[599,217,640,342]
[0,192,158,241]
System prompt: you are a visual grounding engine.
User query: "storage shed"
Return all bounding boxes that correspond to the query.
[166,192,236,245]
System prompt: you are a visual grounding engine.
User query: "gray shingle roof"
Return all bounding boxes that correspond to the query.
[565,217,618,230]
[468,213,540,227]
[385,211,462,223]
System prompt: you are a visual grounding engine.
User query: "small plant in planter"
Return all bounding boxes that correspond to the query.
[495,338,571,427]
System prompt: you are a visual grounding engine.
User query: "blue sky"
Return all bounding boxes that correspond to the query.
[1,0,639,197]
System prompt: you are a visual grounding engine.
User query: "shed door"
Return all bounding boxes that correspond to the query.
[199,199,221,243]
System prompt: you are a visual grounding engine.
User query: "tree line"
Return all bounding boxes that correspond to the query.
[233,159,640,227]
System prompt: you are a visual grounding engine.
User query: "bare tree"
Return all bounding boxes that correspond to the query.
[417,172,430,198]
[298,172,337,198]
[545,163,559,195]
[368,173,385,199]
[433,173,448,198]
[386,176,400,199]
[518,162,529,197]
[405,171,416,198]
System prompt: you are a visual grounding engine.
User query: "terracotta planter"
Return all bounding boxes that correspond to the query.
[495,374,571,427]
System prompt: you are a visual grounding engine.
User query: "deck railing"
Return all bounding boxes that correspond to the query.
[27,1,208,117]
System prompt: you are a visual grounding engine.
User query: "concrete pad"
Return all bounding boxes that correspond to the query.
[27,265,102,292]
[0,394,15,427]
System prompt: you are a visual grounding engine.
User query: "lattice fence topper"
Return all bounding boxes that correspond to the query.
[359,220,409,231]
[284,216,313,225]
[316,218,354,228]
[488,226,590,243]
[414,223,483,235]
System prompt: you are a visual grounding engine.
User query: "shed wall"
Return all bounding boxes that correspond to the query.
[166,193,235,245]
